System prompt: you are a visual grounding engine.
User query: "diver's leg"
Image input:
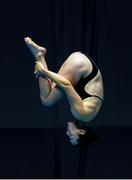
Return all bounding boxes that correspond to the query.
[24,37,63,104]
[35,62,102,122]
[24,38,88,106]
[35,61,102,145]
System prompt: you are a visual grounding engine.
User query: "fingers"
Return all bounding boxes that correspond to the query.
[34,62,41,72]
[33,61,45,79]
[34,69,37,74]
[34,64,42,78]
[34,70,39,78]
[35,61,45,72]
[34,62,46,78]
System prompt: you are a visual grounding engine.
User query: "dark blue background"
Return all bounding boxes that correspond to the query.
[0,0,132,179]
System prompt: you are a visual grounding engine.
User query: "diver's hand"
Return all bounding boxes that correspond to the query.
[34,61,45,78]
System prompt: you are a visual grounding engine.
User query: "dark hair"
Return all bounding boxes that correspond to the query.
[74,125,100,147]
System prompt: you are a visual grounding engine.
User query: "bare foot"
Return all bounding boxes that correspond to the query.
[24,37,46,60]
[66,122,86,146]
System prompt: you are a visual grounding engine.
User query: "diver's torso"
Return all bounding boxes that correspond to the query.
[74,54,104,101]
[84,69,104,100]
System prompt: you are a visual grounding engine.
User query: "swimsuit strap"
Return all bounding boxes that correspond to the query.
[75,53,103,101]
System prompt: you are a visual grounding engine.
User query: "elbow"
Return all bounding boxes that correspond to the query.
[74,110,96,124]
[80,109,99,123]
[81,115,95,123]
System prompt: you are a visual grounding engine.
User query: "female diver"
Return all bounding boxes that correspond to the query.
[24,37,104,145]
